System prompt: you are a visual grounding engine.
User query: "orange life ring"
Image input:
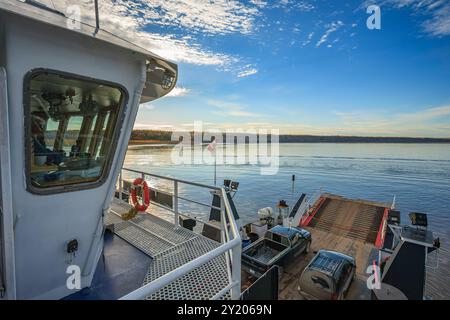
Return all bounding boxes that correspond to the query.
[130,178,150,212]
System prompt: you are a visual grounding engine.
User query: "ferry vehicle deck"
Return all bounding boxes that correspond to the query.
[0,0,442,301]
[279,194,389,300]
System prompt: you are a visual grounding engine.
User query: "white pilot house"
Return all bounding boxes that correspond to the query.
[0,0,242,300]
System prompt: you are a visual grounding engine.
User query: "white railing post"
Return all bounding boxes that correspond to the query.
[141,172,146,207]
[174,180,179,228]
[220,193,226,244]
[230,239,241,300]
[220,188,241,300]
[119,169,123,201]
[219,191,233,287]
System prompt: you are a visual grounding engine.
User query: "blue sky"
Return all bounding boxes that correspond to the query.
[82,1,450,136]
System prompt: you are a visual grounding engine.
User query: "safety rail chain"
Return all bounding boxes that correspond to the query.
[116,168,241,300]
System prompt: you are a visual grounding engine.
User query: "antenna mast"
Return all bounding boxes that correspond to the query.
[94,0,100,34]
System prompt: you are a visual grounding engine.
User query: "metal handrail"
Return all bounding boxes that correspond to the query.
[118,168,222,226]
[120,167,220,210]
[116,168,241,300]
[220,188,239,239]
[122,167,221,190]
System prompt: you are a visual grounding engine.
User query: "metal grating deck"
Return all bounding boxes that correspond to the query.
[143,236,230,300]
[133,214,195,246]
[107,200,197,257]
[112,222,175,258]
[105,198,231,299]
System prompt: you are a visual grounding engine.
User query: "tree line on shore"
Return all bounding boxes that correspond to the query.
[130,130,450,143]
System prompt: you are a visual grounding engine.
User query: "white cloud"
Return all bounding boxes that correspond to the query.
[423,3,450,37]
[398,105,450,122]
[93,1,235,65]
[114,0,261,35]
[273,0,314,11]
[302,32,314,46]
[141,103,155,110]
[316,21,343,47]
[129,32,232,66]
[45,0,255,67]
[250,0,268,8]
[333,105,450,136]
[133,123,176,130]
[166,87,191,97]
[295,1,315,12]
[237,68,258,78]
[217,110,261,117]
[208,99,262,117]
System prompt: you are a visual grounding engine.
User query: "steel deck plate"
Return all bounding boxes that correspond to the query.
[105,199,231,299]
[143,236,230,300]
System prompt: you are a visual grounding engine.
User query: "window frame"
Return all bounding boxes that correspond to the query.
[23,68,129,195]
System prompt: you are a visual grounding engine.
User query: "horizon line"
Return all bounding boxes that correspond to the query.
[131,129,450,140]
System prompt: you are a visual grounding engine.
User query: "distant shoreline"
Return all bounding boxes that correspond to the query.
[129,138,450,145]
[130,130,450,145]
[128,139,178,145]
[129,132,450,145]
[275,135,450,143]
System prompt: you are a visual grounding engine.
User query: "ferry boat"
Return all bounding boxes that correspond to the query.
[0,0,441,300]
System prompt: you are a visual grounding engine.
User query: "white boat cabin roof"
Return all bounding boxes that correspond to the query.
[0,0,178,103]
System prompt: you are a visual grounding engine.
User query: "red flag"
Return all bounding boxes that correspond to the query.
[207,139,216,153]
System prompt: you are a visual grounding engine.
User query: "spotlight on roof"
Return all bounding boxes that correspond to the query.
[230,181,239,191]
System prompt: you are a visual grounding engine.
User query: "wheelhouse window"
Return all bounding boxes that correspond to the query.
[26,71,126,190]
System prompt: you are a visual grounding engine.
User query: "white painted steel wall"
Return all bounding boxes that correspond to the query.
[0,13,153,299]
